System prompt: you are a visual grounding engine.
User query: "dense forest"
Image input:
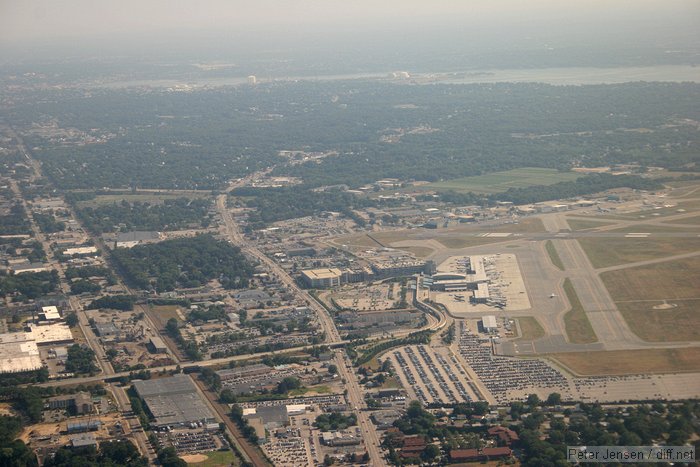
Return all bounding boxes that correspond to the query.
[111,235,254,292]
[75,197,212,233]
[8,81,699,190]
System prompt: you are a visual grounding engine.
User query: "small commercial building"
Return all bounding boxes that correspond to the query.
[70,433,97,449]
[148,336,168,353]
[63,246,98,256]
[10,262,51,275]
[39,306,61,321]
[48,392,93,415]
[67,421,102,433]
[94,322,119,338]
[321,431,362,447]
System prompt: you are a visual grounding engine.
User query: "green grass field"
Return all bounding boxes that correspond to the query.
[565,217,616,231]
[669,215,700,225]
[550,348,700,375]
[607,224,699,233]
[418,167,581,194]
[562,279,597,344]
[617,300,700,342]
[578,238,700,269]
[185,450,240,466]
[516,316,545,341]
[600,257,700,302]
[545,240,565,270]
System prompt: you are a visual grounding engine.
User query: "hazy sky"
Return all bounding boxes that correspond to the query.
[1,0,698,68]
[2,0,698,43]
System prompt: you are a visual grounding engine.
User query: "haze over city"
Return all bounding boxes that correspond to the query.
[0,1,698,467]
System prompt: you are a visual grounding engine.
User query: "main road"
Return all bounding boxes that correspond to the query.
[216,177,387,466]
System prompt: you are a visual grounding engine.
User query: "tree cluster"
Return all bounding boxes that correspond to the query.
[314,412,357,431]
[0,270,59,300]
[65,344,99,374]
[76,197,211,234]
[111,235,253,292]
[44,440,147,467]
[87,294,136,311]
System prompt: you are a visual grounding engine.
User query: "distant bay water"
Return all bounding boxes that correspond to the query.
[100,65,700,89]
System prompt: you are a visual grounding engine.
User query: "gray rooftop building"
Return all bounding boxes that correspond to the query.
[132,374,215,428]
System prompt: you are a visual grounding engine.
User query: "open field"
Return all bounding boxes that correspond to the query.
[334,232,383,249]
[183,450,240,466]
[515,316,545,341]
[545,240,564,270]
[468,217,545,233]
[669,215,700,225]
[602,199,700,219]
[338,218,544,252]
[398,246,435,258]
[150,305,184,323]
[562,279,597,344]
[416,168,581,194]
[578,237,700,268]
[617,300,700,342]
[600,256,700,302]
[550,348,700,375]
[565,218,616,231]
[606,224,700,233]
[436,236,511,249]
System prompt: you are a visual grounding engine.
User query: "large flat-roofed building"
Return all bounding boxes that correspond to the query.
[472,283,490,303]
[301,268,343,288]
[28,323,74,345]
[370,259,426,279]
[133,374,216,428]
[0,332,42,374]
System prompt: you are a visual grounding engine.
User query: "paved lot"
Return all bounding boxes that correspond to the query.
[387,345,479,405]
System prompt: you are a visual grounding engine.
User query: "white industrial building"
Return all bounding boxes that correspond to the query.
[482,315,498,332]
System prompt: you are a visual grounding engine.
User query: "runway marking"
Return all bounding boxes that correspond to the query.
[480,232,512,237]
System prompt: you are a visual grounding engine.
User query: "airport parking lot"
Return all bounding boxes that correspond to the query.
[458,321,571,404]
[387,345,479,405]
